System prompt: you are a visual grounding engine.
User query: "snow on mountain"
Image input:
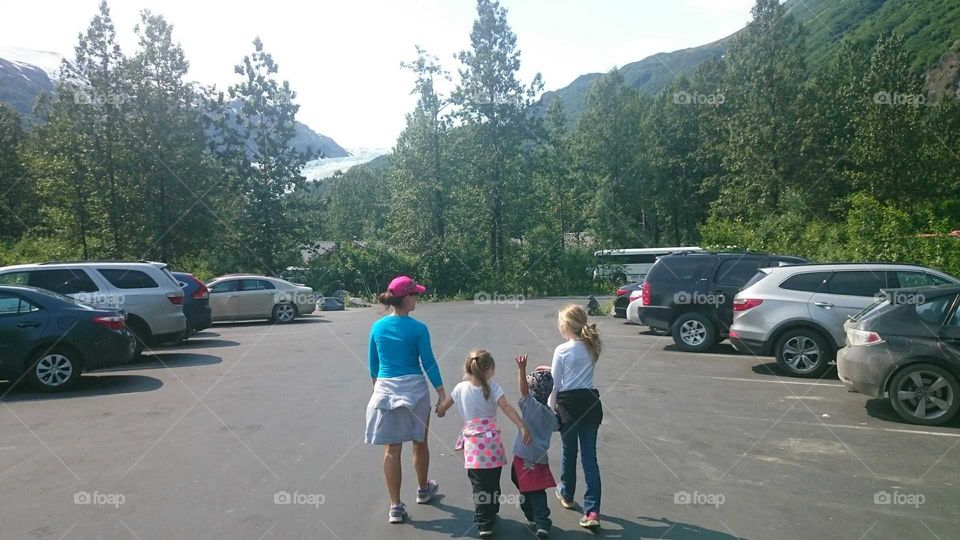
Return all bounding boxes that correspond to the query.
[302,147,391,181]
[0,47,65,79]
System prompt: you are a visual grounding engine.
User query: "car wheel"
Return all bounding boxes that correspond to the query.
[889,364,960,426]
[127,320,151,358]
[775,330,832,378]
[27,348,81,391]
[272,303,298,324]
[671,313,716,352]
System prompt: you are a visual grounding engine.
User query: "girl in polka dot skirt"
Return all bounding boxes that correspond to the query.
[436,349,531,537]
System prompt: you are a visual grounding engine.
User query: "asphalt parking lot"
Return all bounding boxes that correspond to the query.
[1,297,958,539]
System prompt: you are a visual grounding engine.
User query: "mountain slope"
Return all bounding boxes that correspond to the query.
[538,0,960,122]
[0,57,55,117]
[0,55,350,158]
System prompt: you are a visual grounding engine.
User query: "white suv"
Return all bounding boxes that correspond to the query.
[729,263,957,377]
[0,262,186,355]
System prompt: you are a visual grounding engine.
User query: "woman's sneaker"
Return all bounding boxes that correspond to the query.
[388,503,407,524]
[416,480,439,503]
[579,512,600,529]
[478,529,494,538]
[554,489,576,510]
[535,528,550,538]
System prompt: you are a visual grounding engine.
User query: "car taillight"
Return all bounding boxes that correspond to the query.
[733,298,763,312]
[188,275,209,299]
[615,288,629,296]
[641,281,651,305]
[167,292,184,305]
[629,290,643,302]
[847,328,884,346]
[93,315,125,331]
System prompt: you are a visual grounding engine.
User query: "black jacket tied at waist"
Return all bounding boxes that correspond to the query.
[556,388,603,428]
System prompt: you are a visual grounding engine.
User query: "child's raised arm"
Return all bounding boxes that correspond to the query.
[515,354,529,397]
[497,395,531,445]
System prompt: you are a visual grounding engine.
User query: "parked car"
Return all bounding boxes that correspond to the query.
[729,264,957,377]
[171,272,212,337]
[206,275,316,323]
[613,281,643,318]
[0,262,186,356]
[838,284,960,426]
[636,252,807,352]
[0,285,135,391]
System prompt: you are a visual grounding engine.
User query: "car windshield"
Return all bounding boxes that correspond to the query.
[850,297,887,322]
[30,287,96,309]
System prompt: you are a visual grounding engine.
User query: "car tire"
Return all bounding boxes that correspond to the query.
[671,313,716,352]
[775,329,832,378]
[127,319,151,359]
[888,363,960,426]
[272,303,298,324]
[26,347,82,392]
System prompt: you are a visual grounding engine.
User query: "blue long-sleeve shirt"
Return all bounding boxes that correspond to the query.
[368,315,443,388]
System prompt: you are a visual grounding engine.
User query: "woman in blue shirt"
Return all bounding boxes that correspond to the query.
[365,275,446,524]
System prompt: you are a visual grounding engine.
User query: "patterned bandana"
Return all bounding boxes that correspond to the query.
[527,370,554,405]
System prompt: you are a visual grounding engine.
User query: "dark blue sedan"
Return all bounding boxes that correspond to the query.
[0,285,135,391]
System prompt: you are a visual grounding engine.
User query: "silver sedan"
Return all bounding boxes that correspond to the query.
[206,275,316,323]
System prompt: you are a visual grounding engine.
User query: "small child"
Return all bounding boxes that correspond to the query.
[437,350,530,538]
[550,304,603,530]
[511,354,559,538]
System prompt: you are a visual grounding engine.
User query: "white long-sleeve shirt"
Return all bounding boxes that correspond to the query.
[548,339,596,409]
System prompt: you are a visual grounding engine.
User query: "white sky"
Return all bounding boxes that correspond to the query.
[1,0,755,149]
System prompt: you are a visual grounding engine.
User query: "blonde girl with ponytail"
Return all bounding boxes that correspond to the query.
[549,304,604,530]
[436,350,530,537]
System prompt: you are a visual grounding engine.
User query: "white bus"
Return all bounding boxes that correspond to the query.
[593,247,703,282]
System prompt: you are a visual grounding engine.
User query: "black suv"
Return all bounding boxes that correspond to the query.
[638,252,806,351]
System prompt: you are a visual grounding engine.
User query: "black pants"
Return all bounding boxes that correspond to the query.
[467,467,502,530]
[511,465,552,530]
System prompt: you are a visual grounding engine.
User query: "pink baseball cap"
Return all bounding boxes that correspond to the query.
[388,275,426,297]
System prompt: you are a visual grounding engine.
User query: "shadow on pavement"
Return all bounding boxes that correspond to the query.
[0,374,163,402]
[159,338,240,350]
[213,316,330,329]
[96,352,222,372]
[749,362,839,380]
[408,496,741,539]
[864,398,960,429]
[662,343,744,356]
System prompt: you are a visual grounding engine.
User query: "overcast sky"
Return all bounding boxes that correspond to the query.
[1,0,755,149]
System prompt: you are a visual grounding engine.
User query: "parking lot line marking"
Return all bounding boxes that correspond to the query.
[0,446,14,451]
[690,375,844,387]
[715,412,960,438]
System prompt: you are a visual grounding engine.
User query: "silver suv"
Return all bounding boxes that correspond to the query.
[0,262,186,355]
[729,263,957,377]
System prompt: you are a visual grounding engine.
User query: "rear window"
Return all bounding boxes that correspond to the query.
[780,272,830,292]
[715,258,762,287]
[241,279,276,291]
[825,271,893,297]
[851,298,887,322]
[648,256,707,281]
[896,271,951,288]
[98,269,159,289]
[916,297,953,326]
[10,269,100,295]
[210,280,240,293]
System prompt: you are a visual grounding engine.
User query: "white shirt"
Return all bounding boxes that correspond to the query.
[451,380,505,421]
[548,339,595,409]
